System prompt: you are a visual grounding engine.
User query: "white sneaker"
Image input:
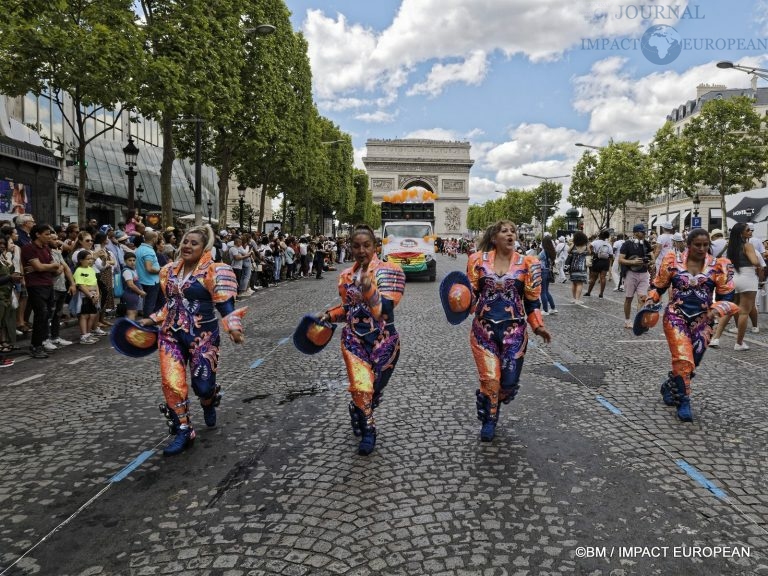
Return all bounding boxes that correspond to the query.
[752,327,760,334]
[549,309,558,315]
[726,326,737,334]
[42,339,58,352]
[624,320,632,329]
[734,342,750,351]
[541,310,550,316]
[80,335,96,345]
[52,337,73,346]
[92,328,108,336]
[709,338,719,348]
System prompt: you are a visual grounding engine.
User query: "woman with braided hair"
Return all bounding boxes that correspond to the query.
[467,220,551,442]
[318,224,405,456]
[643,228,738,422]
[140,225,245,455]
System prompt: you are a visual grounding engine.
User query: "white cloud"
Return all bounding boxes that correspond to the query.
[407,51,489,97]
[469,176,507,205]
[572,56,768,143]
[319,97,372,112]
[355,110,398,123]
[354,146,366,170]
[300,0,673,101]
[403,128,458,140]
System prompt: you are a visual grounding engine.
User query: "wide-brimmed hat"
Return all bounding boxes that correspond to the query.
[710,228,724,238]
[440,271,473,325]
[293,315,337,355]
[110,318,159,357]
[633,302,662,336]
[660,221,674,230]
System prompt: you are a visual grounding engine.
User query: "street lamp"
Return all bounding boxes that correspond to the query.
[238,184,246,233]
[692,192,701,218]
[574,142,603,150]
[716,60,768,81]
[207,197,213,225]
[566,207,581,232]
[123,135,139,212]
[244,24,276,35]
[522,173,569,238]
[136,183,144,217]
[288,205,296,234]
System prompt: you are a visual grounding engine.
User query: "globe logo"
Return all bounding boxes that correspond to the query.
[641,25,682,65]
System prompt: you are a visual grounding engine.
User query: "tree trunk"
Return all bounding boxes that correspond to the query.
[161,116,175,228]
[217,144,231,229]
[77,145,87,225]
[720,173,728,235]
[257,179,268,235]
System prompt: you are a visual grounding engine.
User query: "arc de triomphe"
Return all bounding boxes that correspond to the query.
[362,139,473,236]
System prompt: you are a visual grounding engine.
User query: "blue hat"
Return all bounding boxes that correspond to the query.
[632,223,646,233]
[633,302,662,336]
[293,315,337,355]
[110,318,159,357]
[440,271,473,325]
[99,224,113,234]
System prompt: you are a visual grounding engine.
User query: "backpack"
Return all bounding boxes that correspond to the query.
[568,249,587,273]
[596,242,612,260]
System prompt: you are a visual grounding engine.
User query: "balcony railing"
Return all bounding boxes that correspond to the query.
[0,141,59,169]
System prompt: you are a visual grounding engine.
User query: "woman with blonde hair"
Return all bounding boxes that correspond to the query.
[140,225,246,455]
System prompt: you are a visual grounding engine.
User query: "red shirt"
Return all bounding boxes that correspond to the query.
[21,242,55,287]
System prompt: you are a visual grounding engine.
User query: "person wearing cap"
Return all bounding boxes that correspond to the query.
[139,224,245,456]
[709,228,727,259]
[644,228,738,421]
[317,224,405,456]
[465,220,551,442]
[671,232,686,254]
[619,224,653,329]
[653,221,675,274]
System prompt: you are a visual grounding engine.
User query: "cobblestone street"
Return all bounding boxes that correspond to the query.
[2,254,768,575]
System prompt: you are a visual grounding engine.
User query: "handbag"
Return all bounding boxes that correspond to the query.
[68,291,82,316]
[11,289,19,310]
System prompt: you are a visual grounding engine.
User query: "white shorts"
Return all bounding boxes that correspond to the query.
[733,266,758,294]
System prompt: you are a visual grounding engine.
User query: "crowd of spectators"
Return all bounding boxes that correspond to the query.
[0,212,356,368]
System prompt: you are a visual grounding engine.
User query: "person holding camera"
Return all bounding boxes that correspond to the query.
[619,223,653,329]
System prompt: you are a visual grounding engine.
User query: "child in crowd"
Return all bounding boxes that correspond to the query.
[73,250,102,344]
[121,253,146,320]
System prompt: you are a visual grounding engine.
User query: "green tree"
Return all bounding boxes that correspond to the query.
[681,96,767,233]
[0,0,144,224]
[136,0,246,226]
[569,141,651,230]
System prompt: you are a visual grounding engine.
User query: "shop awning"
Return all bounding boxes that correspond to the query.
[648,215,657,227]
[680,209,691,224]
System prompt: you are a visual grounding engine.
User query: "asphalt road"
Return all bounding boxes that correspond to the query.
[1,254,767,575]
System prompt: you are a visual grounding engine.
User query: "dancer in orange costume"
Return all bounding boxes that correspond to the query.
[141,225,245,455]
[467,221,551,441]
[644,228,737,422]
[318,225,405,455]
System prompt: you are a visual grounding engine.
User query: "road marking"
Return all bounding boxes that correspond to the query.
[10,374,44,387]
[250,359,264,368]
[553,362,570,373]
[596,395,623,415]
[615,340,666,343]
[676,459,728,501]
[278,337,290,345]
[109,451,155,483]
[67,355,94,365]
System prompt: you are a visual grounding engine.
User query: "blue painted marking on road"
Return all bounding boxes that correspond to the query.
[278,337,290,345]
[553,362,569,373]
[676,459,728,500]
[250,359,264,369]
[595,395,623,415]
[109,451,155,483]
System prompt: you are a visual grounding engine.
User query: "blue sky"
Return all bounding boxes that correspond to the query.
[283,0,768,206]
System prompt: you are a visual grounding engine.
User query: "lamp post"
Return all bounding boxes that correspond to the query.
[692,192,701,217]
[136,183,144,218]
[574,142,603,150]
[207,197,213,225]
[565,208,580,232]
[288,205,296,234]
[522,172,569,238]
[716,60,768,81]
[238,184,246,233]
[123,136,139,212]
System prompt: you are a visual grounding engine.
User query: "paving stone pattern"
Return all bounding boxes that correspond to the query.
[1,255,767,575]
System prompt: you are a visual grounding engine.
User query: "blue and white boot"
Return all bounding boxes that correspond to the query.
[201,386,222,428]
[357,416,377,456]
[660,373,675,406]
[672,375,693,422]
[163,425,196,456]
